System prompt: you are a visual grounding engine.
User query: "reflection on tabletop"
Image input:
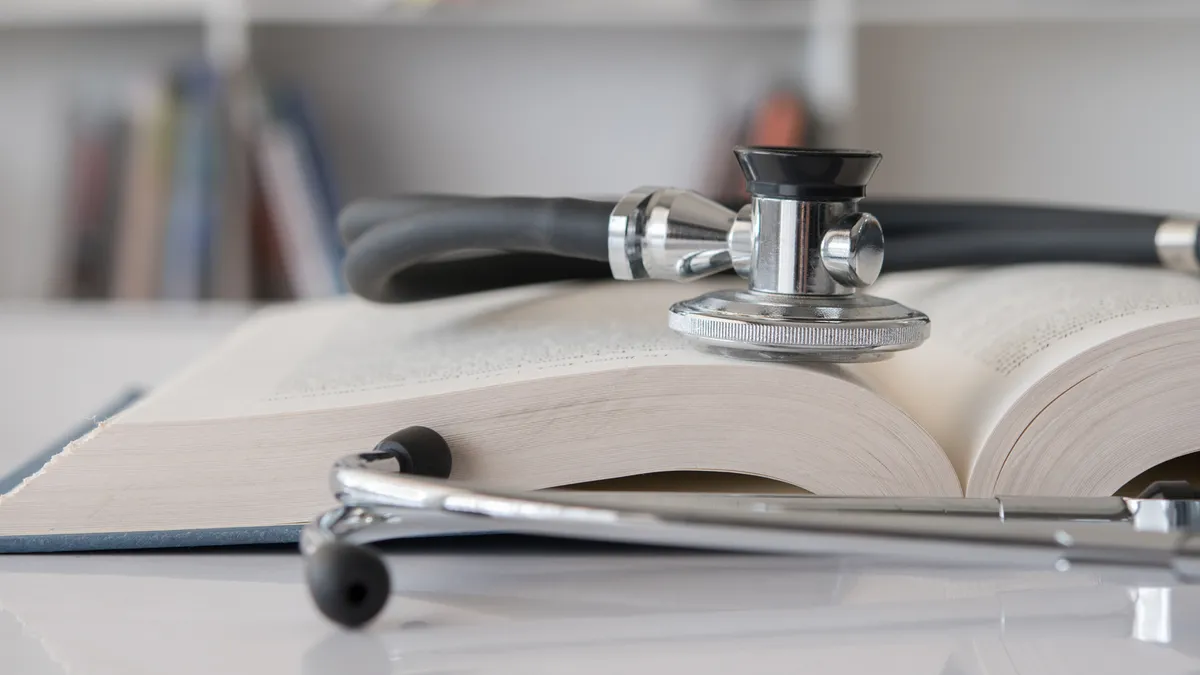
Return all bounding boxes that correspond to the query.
[1,548,1199,675]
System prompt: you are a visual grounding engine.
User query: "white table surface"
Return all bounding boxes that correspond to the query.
[1,302,1200,675]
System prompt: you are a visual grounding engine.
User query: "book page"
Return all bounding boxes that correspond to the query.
[119,278,769,423]
[856,264,1200,487]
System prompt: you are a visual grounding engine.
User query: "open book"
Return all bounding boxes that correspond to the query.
[4,263,1200,548]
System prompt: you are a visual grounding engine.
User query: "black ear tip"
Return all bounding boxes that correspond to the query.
[306,543,391,629]
[373,426,453,479]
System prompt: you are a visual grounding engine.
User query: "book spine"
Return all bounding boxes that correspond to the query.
[245,78,295,301]
[209,68,255,301]
[112,76,173,300]
[161,63,218,301]
[271,87,344,291]
[61,102,125,299]
[57,105,99,298]
[249,159,293,300]
[253,116,341,298]
[96,114,129,298]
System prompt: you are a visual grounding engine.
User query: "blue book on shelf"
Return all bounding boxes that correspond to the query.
[161,62,219,300]
[269,86,346,292]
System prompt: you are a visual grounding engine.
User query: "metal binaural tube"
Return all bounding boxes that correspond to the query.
[311,459,1200,584]
[607,188,739,282]
[727,204,754,277]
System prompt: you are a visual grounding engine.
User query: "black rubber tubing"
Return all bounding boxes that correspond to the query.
[883,227,1161,271]
[874,202,1165,270]
[864,201,1165,233]
[340,196,616,302]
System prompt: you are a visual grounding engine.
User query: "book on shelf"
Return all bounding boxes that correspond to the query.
[160,62,218,301]
[210,67,255,301]
[58,96,128,299]
[111,77,175,300]
[252,83,344,299]
[270,84,345,283]
[57,58,346,303]
[3,262,1200,550]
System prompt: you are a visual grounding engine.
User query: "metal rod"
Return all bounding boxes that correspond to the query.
[308,452,1200,585]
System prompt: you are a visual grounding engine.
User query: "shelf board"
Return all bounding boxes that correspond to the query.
[856,0,1200,24]
[249,0,1200,26]
[0,0,1199,28]
[246,0,815,28]
[0,0,213,25]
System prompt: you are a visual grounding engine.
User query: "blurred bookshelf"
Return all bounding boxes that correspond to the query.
[51,58,343,303]
[1,0,1199,303]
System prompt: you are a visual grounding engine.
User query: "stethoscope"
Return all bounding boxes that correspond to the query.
[303,426,1200,628]
[339,145,1200,362]
[305,146,1200,628]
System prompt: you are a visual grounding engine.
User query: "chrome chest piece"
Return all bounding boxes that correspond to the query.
[608,147,930,362]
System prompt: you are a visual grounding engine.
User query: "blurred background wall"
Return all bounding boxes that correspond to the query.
[857,22,1200,214]
[0,1,1197,301]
